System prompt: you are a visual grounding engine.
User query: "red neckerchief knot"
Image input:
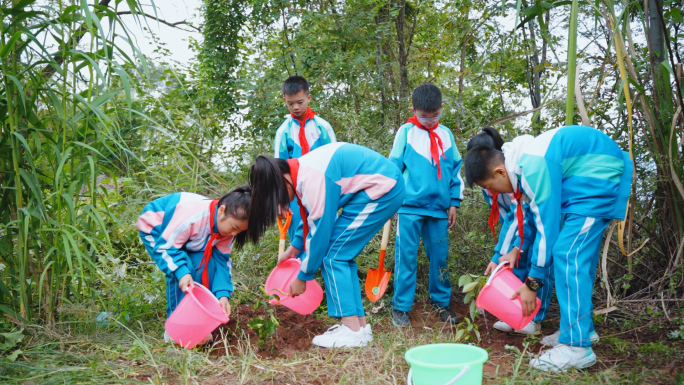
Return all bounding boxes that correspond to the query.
[513,188,525,268]
[197,199,224,287]
[286,159,308,251]
[293,107,316,155]
[407,115,446,179]
[488,190,500,238]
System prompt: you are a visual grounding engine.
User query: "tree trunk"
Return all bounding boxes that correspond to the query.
[394,0,410,104]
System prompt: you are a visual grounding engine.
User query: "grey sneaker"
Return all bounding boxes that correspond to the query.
[432,304,459,324]
[391,309,410,327]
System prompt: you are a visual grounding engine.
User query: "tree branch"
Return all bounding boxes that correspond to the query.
[116,11,202,33]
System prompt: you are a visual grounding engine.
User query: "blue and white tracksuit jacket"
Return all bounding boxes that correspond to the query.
[508,125,633,346]
[274,114,336,259]
[482,189,551,324]
[137,193,234,317]
[388,122,464,311]
[290,142,405,318]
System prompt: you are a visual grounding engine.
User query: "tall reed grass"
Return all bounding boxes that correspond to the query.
[0,0,149,323]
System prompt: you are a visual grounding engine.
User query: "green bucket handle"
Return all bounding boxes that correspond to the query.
[407,364,470,385]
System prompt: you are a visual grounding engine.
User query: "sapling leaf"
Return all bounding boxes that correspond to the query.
[462,281,479,293]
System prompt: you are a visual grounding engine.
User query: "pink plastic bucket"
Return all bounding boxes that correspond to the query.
[164,283,229,349]
[265,258,324,315]
[475,262,541,330]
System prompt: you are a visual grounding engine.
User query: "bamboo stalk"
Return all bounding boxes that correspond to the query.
[565,0,580,125]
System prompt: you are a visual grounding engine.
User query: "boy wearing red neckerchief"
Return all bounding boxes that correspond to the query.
[388,83,464,327]
[274,76,336,261]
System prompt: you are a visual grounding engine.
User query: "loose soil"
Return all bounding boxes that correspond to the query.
[202,294,682,383]
[209,303,332,359]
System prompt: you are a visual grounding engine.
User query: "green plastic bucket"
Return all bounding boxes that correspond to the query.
[405,343,489,385]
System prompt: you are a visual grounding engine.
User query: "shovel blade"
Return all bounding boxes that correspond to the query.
[365,268,391,302]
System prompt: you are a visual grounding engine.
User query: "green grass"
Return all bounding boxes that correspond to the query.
[1,318,680,384]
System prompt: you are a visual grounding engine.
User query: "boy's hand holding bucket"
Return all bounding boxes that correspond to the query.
[498,248,520,267]
[510,281,538,317]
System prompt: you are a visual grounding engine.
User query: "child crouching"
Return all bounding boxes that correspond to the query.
[136,187,250,345]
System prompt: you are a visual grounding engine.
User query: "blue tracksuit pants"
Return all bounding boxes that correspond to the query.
[321,183,405,318]
[140,235,208,318]
[554,214,610,347]
[392,214,451,311]
[511,248,554,324]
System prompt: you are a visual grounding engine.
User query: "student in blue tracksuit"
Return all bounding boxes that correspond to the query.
[388,84,463,327]
[136,187,250,345]
[464,125,633,372]
[467,127,552,335]
[247,143,405,348]
[273,76,337,260]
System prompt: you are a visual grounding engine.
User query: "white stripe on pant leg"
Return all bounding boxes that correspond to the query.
[326,202,380,317]
[564,223,586,344]
[395,215,401,299]
[574,217,594,345]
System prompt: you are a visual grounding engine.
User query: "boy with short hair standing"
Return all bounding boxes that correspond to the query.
[389,83,464,327]
[274,76,336,258]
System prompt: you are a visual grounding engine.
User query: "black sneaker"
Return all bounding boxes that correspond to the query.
[432,303,459,324]
[391,309,410,327]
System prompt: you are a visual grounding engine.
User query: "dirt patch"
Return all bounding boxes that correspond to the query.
[208,303,332,359]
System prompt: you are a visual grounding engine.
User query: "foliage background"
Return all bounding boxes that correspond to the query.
[0,1,682,381]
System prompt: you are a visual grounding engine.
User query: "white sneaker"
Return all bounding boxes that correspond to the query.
[530,344,597,372]
[493,320,514,332]
[541,330,599,347]
[312,325,368,348]
[363,324,373,342]
[515,321,541,335]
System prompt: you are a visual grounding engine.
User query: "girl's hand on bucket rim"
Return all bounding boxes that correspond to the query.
[278,245,300,266]
[219,297,231,317]
[289,278,307,297]
[179,274,194,293]
[484,261,498,275]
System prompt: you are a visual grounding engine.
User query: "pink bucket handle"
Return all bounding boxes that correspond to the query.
[485,261,510,287]
[188,282,229,324]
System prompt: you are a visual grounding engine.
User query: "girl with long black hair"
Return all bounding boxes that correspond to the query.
[248,142,405,348]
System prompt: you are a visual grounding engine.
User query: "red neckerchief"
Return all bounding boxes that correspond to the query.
[513,188,524,267]
[407,115,446,179]
[488,190,500,238]
[293,107,316,155]
[197,199,224,287]
[287,159,309,251]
